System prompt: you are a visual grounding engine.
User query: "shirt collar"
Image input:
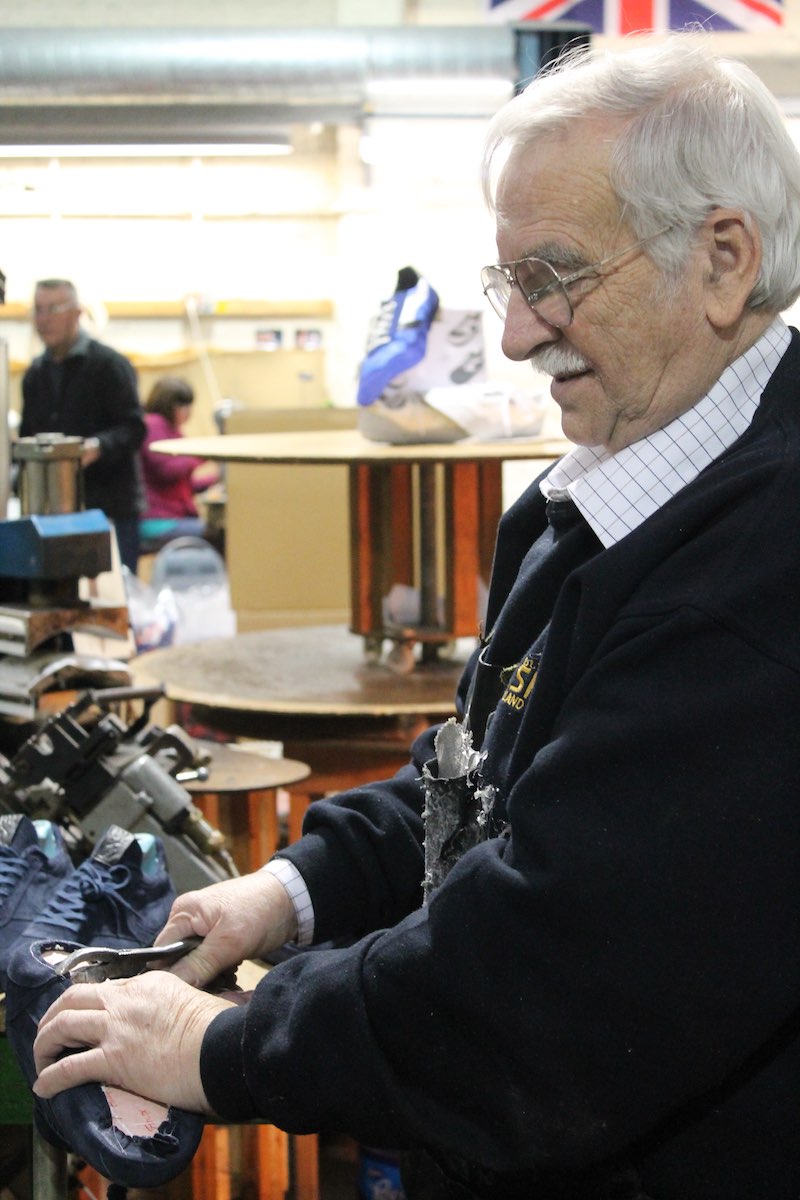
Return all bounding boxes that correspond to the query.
[541,316,791,548]
[45,329,90,363]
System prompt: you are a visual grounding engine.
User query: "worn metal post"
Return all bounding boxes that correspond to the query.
[32,1127,68,1200]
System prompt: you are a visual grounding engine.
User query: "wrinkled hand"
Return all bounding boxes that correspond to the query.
[33,971,233,1116]
[152,870,297,988]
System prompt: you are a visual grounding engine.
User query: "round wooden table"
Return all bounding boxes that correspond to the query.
[151,428,568,668]
[132,624,468,842]
[188,737,310,792]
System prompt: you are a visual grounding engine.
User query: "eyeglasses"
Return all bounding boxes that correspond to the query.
[480,226,672,327]
[34,301,76,318]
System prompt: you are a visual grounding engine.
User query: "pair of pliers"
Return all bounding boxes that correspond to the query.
[53,937,202,985]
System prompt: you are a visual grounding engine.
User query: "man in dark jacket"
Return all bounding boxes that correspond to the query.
[20,278,145,571]
[32,36,800,1200]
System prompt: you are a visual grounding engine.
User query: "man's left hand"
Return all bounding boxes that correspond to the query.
[32,970,235,1116]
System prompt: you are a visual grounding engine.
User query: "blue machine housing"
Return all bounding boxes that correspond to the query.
[0,509,112,580]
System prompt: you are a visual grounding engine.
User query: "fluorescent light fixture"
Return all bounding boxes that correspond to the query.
[366,76,512,98]
[0,142,293,159]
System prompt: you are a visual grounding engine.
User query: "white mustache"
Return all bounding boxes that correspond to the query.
[531,345,590,378]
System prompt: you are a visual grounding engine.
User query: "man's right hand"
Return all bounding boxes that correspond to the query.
[152,870,298,988]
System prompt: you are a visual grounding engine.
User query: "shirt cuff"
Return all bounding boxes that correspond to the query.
[261,857,315,946]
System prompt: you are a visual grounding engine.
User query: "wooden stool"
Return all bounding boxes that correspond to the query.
[130,625,467,1199]
[184,740,317,1200]
[185,738,309,872]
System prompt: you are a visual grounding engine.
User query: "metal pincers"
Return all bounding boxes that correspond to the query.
[54,936,203,985]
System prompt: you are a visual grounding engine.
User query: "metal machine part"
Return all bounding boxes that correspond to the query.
[0,435,129,669]
[0,686,238,894]
[0,432,130,716]
[14,434,85,518]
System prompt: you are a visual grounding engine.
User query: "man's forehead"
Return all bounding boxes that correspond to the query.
[35,286,76,304]
[495,131,621,253]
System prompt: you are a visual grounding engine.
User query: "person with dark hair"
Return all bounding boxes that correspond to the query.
[29,36,800,1200]
[20,278,146,572]
[139,376,220,549]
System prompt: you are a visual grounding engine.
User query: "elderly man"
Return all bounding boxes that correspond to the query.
[20,278,145,572]
[29,37,800,1200]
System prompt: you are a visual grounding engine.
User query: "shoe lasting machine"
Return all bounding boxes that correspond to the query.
[0,307,237,892]
[0,686,238,892]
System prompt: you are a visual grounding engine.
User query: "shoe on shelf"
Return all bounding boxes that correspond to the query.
[0,814,74,989]
[5,938,205,1189]
[20,825,176,950]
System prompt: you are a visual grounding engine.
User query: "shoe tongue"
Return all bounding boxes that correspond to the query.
[0,813,36,850]
[90,825,142,867]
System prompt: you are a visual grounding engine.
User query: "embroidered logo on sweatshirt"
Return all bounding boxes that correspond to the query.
[499,653,541,713]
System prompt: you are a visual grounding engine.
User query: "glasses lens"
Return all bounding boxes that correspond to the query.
[34,302,73,318]
[514,259,572,327]
[481,266,512,319]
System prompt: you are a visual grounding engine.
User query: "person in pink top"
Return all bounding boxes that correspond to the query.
[139,377,221,550]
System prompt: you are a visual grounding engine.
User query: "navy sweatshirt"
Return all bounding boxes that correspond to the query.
[202,332,800,1200]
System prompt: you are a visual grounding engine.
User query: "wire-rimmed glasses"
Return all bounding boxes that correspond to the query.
[33,301,76,319]
[480,226,672,328]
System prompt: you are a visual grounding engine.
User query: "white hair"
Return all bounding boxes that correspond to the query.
[482,35,800,312]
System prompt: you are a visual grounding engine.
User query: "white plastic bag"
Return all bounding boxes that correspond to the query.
[123,570,179,654]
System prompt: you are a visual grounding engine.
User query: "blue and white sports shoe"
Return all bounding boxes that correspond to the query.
[5,937,205,1189]
[20,824,176,950]
[0,815,74,989]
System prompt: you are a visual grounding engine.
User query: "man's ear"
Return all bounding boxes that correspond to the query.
[702,207,762,329]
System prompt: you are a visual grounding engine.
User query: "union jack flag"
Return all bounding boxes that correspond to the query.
[487,0,782,34]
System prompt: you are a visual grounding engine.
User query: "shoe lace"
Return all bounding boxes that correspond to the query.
[36,861,140,937]
[0,849,28,900]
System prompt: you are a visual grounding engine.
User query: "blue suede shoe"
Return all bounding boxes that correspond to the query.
[20,824,176,949]
[0,815,74,989]
[5,937,205,1189]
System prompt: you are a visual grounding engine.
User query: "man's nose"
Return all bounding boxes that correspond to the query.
[500,292,560,362]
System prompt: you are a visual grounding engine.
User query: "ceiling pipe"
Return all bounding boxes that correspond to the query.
[0,24,591,140]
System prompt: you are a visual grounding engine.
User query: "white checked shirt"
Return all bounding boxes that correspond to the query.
[541,317,791,548]
[265,316,792,945]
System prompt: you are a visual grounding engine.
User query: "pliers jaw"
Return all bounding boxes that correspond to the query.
[53,937,202,984]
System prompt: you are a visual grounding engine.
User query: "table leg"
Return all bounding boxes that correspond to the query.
[193,789,280,875]
[349,457,502,661]
[443,461,480,635]
[248,789,281,870]
[292,1132,320,1200]
[253,1123,290,1200]
[190,785,316,1200]
[418,462,440,642]
[193,1123,233,1200]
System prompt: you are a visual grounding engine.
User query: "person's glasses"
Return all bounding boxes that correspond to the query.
[34,301,75,318]
[480,226,672,327]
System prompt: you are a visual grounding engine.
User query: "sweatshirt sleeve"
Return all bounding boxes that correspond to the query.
[273,723,440,943]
